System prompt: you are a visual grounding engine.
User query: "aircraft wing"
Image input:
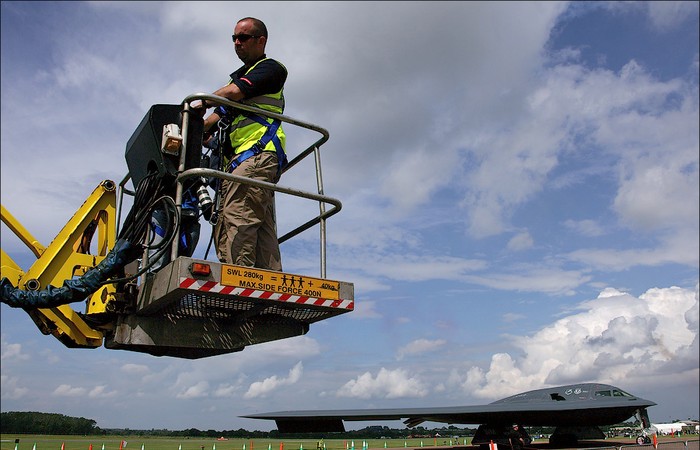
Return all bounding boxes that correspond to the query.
[241,383,656,433]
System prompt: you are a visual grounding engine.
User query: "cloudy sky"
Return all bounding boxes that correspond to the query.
[1,1,698,432]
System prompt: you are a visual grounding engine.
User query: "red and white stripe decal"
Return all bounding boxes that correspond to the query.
[178,277,354,310]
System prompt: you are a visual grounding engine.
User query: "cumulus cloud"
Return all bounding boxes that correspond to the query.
[164,336,320,401]
[464,59,698,246]
[454,285,699,399]
[397,339,447,361]
[1,375,29,399]
[507,231,535,251]
[244,362,303,399]
[176,381,210,399]
[351,300,383,320]
[213,383,240,398]
[53,384,87,397]
[647,1,699,31]
[1,338,28,361]
[337,368,429,399]
[88,385,118,398]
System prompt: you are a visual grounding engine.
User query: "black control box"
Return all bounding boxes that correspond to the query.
[125,104,204,188]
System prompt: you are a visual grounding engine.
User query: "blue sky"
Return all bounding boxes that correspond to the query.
[1,1,698,431]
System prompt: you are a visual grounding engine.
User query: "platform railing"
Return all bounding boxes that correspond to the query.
[116,93,341,279]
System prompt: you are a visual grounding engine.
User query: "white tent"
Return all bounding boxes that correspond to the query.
[651,423,687,435]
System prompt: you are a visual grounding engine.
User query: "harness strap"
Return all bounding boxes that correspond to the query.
[226,114,287,175]
[152,220,189,250]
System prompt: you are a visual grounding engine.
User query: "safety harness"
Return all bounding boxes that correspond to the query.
[225,112,288,176]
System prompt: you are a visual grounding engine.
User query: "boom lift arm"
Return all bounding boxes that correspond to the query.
[1,180,122,348]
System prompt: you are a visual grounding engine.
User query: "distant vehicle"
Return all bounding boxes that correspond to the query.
[243,383,656,448]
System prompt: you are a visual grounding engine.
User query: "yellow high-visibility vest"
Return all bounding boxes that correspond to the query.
[227,58,286,159]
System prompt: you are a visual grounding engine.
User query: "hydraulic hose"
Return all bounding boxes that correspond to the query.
[0,170,173,310]
[0,238,141,309]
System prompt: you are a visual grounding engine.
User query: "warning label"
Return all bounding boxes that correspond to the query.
[221,265,340,300]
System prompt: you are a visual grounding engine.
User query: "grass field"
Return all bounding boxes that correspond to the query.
[3,434,698,450]
[0,435,470,450]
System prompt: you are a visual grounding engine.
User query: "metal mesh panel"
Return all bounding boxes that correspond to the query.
[160,289,340,323]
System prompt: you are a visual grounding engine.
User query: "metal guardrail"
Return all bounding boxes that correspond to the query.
[117,93,342,278]
[180,93,340,278]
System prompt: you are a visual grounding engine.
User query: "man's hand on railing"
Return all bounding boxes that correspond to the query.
[190,101,208,118]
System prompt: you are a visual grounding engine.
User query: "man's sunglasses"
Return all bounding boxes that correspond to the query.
[232,34,260,43]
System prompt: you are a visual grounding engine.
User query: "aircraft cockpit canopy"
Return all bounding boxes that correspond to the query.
[594,388,634,398]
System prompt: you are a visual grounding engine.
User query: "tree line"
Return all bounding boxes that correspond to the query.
[0,412,481,438]
[1,412,99,435]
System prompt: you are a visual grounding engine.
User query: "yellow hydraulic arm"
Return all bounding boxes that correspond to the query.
[0,180,119,348]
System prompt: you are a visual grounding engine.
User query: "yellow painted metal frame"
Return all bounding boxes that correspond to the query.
[0,180,118,349]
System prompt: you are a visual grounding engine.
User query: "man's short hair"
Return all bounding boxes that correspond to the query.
[239,17,268,38]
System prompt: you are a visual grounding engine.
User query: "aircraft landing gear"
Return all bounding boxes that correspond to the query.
[636,435,652,445]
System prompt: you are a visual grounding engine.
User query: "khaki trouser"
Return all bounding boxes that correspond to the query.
[214,151,282,271]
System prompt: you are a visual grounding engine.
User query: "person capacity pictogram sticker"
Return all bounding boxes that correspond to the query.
[221,265,341,300]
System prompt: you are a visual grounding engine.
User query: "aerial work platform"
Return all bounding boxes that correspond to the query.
[1,93,354,359]
[106,257,354,358]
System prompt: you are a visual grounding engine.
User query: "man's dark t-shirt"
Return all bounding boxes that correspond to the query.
[229,56,287,100]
